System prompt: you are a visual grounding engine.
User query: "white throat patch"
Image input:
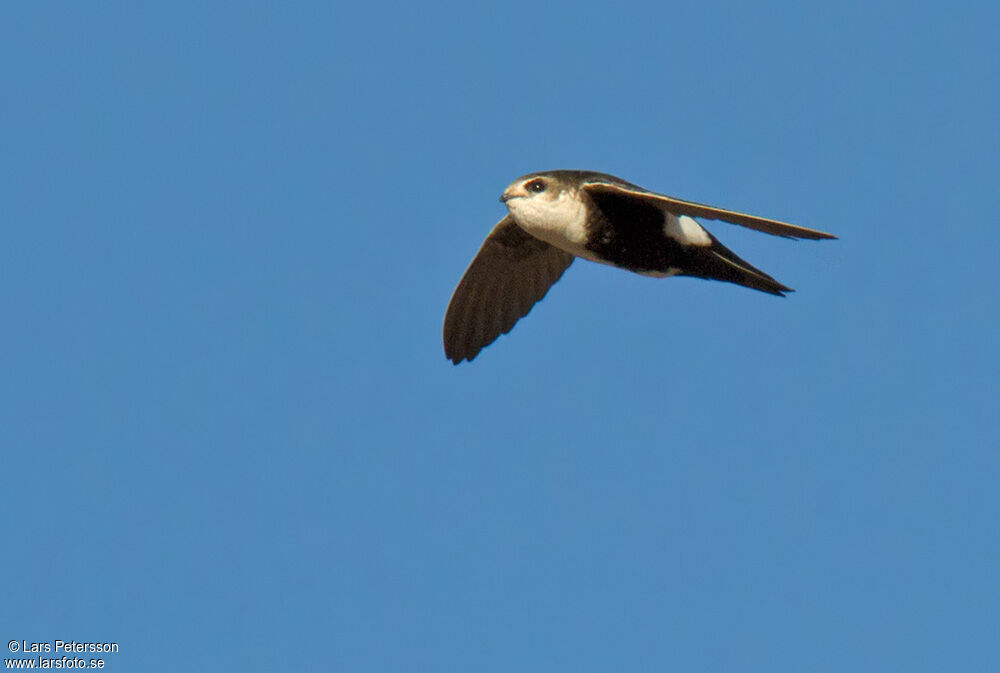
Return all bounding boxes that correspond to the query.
[505,189,591,256]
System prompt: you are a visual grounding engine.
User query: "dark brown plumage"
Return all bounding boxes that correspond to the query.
[443,171,835,364]
[443,216,573,364]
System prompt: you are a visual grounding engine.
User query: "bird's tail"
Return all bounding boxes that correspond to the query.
[683,234,793,296]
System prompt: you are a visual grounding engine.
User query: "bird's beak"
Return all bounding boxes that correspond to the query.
[499,185,524,204]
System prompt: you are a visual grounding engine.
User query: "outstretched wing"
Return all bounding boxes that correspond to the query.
[443,216,574,364]
[581,180,836,240]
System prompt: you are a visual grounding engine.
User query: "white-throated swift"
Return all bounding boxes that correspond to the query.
[443,170,835,364]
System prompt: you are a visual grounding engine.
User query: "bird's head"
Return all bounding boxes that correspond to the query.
[500,173,556,203]
[499,172,583,232]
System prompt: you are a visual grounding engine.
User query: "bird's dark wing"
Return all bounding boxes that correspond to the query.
[443,216,574,364]
[581,180,836,240]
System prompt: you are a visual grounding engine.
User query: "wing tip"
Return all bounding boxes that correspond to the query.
[800,230,838,241]
[444,348,471,365]
[447,347,476,365]
[443,337,481,365]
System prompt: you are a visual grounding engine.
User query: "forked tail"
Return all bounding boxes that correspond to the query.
[683,234,793,296]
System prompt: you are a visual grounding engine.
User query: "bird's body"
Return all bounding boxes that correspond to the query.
[443,171,835,364]
[504,171,705,273]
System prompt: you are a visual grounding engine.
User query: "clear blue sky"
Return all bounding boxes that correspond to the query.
[2,2,998,671]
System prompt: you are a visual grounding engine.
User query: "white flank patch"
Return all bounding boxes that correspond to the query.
[638,267,681,278]
[663,213,711,247]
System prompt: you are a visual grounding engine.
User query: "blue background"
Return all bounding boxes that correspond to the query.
[3,2,998,671]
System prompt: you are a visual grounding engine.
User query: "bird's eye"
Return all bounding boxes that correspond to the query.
[525,179,547,193]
